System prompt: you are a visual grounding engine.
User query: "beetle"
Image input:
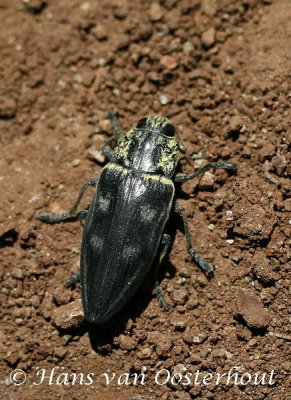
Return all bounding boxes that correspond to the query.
[39,114,235,324]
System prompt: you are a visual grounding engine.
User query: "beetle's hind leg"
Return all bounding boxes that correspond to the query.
[154,233,172,310]
[38,177,98,224]
[175,200,214,275]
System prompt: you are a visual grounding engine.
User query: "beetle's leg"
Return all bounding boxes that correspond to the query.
[64,269,80,288]
[38,177,99,224]
[102,112,122,159]
[102,137,115,160]
[79,210,88,228]
[174,161,236,183]
[108,111,122,138]
[176,130,202,164]
[175,200,213,275]
[154,233,172,310]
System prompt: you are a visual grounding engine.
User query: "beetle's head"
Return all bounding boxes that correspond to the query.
[135,116,176,138]
[112,115,179,177]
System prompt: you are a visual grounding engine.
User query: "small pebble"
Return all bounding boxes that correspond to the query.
[149,3,164,21]
[229,116,245,133]
[226,210,234,221]
[136,347,152,359]
[201,0,217,16]
[172,288,188,305]
[80,2,91,12]
[201,27,216,47]
[119,335,137,351]
[99,119,111,132]
[173,364,187,375]
[160,95,168,105]
[73,73,83,83]
[71,158,81,167]
[156,338,172,356]
[160,55,177,70]
[183,41,194,52]
[92,24,107,40]
[192,334,207,344]
[199,171,215,190]
[86,146,106,164]
[52,287,72,305]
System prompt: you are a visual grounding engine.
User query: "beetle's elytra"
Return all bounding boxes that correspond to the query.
[39,114,236,324]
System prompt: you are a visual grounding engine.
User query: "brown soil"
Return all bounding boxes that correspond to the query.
[0,1,290,399]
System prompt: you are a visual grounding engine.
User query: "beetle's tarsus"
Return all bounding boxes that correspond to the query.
[38,213,68,224]
[154,281,170,311]
[175,161,236,183]
[39,177,98,224]
[152,233,172,310]
[64,270,80,288]
[189,248,214,275]
[175,200,214,275]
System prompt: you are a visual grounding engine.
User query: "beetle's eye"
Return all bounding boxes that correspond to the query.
[136,118,148,129]
[161,123,175,137]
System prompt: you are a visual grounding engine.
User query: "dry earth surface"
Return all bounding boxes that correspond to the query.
[0,0,290,399]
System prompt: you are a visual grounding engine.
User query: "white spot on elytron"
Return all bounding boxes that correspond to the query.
[122,245,139,259]
[140,205,157,223]
[90,235,104,250]
[98,197,110,212]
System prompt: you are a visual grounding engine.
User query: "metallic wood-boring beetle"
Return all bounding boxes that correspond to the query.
[39,114,235,324]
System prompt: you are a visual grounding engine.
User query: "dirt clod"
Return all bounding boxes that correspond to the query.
[0,96,17,118]
[119,335,137,351]
[51,299,84,330]
[235,290,270,329]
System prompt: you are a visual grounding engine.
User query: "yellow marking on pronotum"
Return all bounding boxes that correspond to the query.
[115,129,135,159]
[141,173,174,186]
[105,163,174,186]
[167,138,178,148]
[106,163,129,173]
[147,115,170,129]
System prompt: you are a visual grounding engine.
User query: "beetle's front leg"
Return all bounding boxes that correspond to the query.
[174,161,236,183]
[101,112,123,159]
[175,200,214,275]
[108,111,122,137]
[154,233,172,310]
[38,177,99,224]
